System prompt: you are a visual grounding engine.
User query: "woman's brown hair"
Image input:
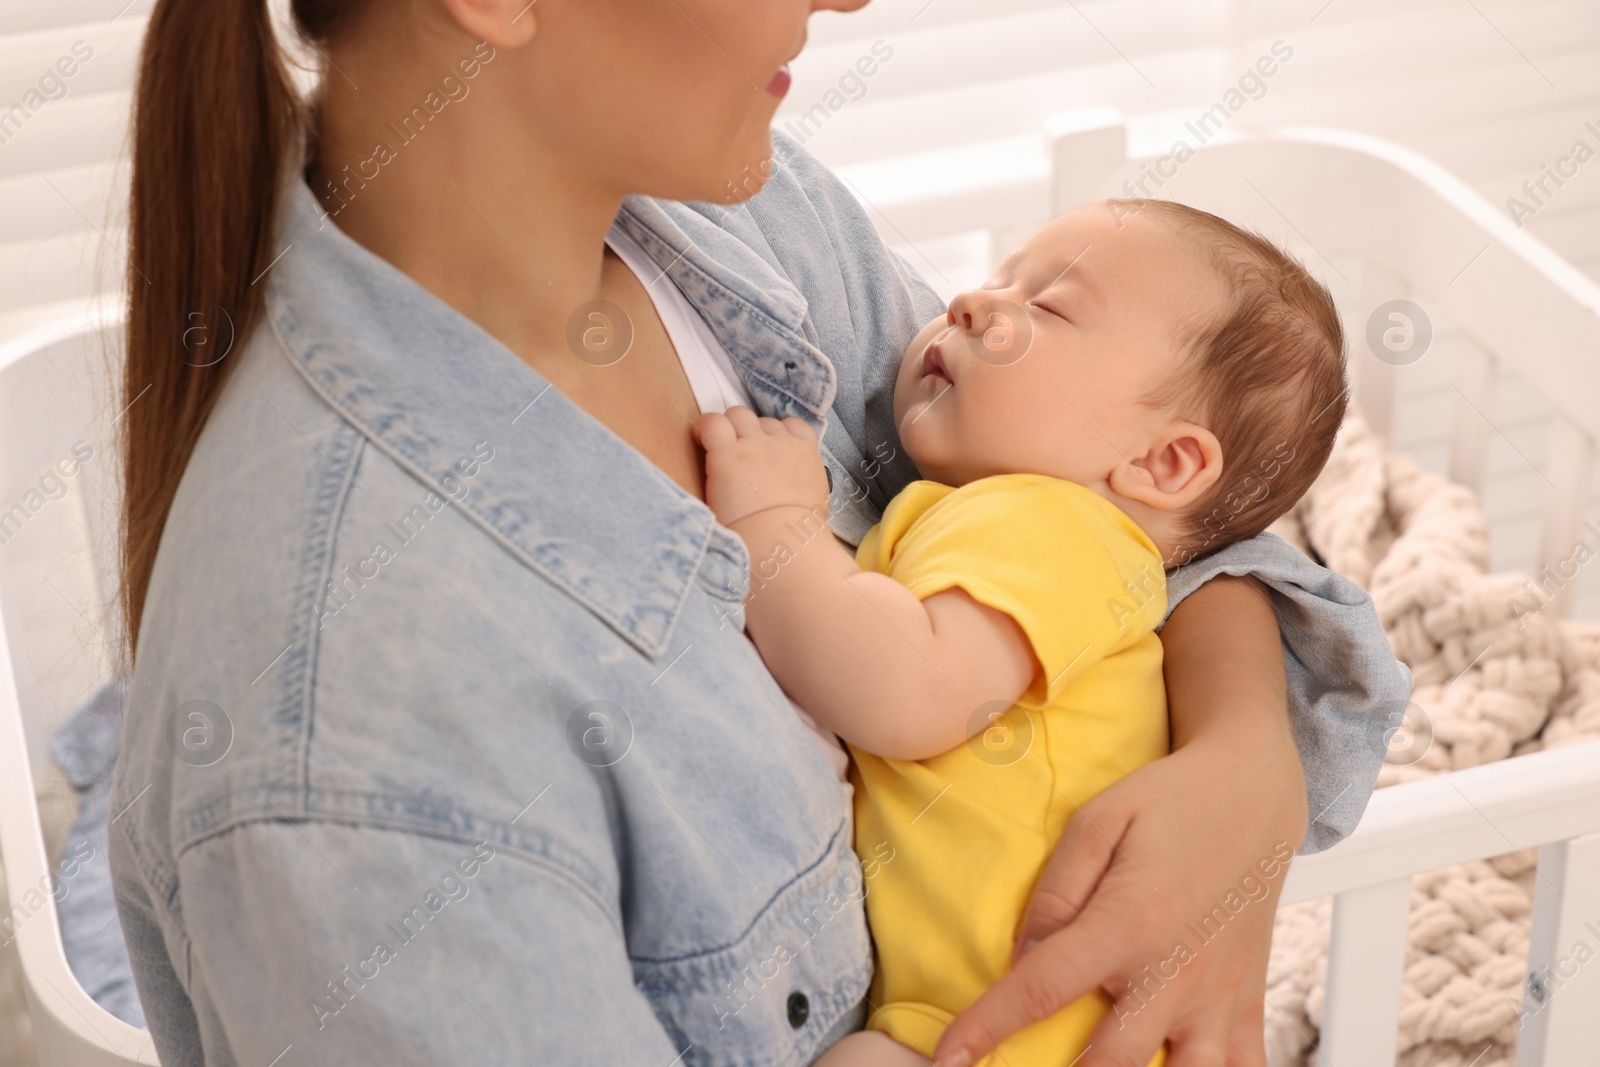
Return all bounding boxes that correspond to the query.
[121,1,351,660]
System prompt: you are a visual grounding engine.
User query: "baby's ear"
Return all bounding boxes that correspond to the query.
[1109,421,1222,512]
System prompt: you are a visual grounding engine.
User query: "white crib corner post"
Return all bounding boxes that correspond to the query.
[1320,877,1412,1067]
[1517,831,1600,1066]
[1535,415,1593,619]
[1043,106,1127,220]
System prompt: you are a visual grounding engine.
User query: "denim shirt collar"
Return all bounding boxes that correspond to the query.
[611,197,836,422]
[265,170,835,658]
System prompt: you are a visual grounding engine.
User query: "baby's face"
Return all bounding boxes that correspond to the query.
[891,203,1228,491]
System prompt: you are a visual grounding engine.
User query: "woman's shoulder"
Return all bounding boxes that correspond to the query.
[127,325,607,873]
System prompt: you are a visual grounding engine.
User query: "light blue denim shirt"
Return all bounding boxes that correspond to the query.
[109,131,1413,1066]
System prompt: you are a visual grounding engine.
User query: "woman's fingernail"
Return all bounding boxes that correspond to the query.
[1015,937,1039,961]
[934,1051,971,1067]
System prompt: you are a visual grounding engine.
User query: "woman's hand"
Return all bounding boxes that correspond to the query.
[934,575,1305,1067]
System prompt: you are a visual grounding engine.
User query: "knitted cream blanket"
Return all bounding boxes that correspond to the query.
[1261,412,1600,1067]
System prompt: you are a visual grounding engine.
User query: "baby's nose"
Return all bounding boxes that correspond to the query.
[947,290,993,331]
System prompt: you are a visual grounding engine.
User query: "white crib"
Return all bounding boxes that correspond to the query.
[3,5,1600,1067]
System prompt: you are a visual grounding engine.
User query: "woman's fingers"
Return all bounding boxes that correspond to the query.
[1222,995,1268,1067]
[937,744,1298,1067]
[1075,990,1177,1067]
[933,888,1136,1067]
[1156,1017,1227,1067]
[1012,797,1126,963]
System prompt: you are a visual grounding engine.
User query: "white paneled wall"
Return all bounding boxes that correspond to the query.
[0,2,145,341]
[780,0,1600,619]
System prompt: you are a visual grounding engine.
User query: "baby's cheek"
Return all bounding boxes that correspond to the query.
[890,355,924,429]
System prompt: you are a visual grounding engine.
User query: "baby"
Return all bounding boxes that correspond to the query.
[694,198,1347,1067]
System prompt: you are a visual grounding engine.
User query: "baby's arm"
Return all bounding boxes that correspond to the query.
[695,407,1034,760]
[812,1030,930,1067]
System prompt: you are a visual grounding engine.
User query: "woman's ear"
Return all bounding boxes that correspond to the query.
[1109,420,1223,512]
[438,0,539,48]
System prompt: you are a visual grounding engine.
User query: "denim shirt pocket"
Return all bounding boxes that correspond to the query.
[631,823,873,1067]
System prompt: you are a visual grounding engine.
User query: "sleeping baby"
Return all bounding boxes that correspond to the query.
[694,197,1348,1067]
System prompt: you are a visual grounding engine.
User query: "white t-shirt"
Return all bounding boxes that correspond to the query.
[606,225,852,784]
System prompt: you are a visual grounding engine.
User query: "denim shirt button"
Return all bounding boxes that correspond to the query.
[786,991,810,1029]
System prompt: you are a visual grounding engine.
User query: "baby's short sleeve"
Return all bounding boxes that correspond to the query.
[857,475,1166,708]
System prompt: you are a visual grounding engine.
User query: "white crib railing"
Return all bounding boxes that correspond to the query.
[1283,739,1600,1065]
[837,113,1600,1064]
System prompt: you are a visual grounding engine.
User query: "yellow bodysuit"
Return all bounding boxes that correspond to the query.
[851,473,1169,1067]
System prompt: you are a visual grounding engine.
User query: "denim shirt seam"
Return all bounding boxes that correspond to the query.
[109,807,179,915]
[292,430,369,802]
[269,325,700,661]
[170,797,622,933]
[627,816,849,968]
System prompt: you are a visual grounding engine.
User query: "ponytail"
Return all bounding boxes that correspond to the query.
[120,0,310,659]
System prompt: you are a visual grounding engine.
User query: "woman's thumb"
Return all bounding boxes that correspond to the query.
[1012,800,1127,962]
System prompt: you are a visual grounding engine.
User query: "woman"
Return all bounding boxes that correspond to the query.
[108,0,1411,1064]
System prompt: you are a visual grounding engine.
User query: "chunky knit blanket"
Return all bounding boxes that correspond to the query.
[1261,412,1600,1067]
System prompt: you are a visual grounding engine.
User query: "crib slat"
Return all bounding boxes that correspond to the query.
[1447,338,1494,495]
[1320,877,1411,1067]
[1537,414,1594,619]
[1518,831,1600,1066]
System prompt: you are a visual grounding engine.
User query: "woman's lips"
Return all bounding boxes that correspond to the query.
[923,343,952,384]
[766,64,792,98]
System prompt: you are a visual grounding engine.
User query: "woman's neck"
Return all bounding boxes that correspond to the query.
[308,35,622,364]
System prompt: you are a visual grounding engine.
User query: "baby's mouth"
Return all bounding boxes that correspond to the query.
[922,343,953,385]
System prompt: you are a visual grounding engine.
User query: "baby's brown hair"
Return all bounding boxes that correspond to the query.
[1110,198,1348,567]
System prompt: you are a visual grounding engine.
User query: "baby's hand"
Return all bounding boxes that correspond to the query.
[694,406,830,529]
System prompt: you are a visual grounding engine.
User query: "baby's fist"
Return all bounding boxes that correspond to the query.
[695,406,831,528]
